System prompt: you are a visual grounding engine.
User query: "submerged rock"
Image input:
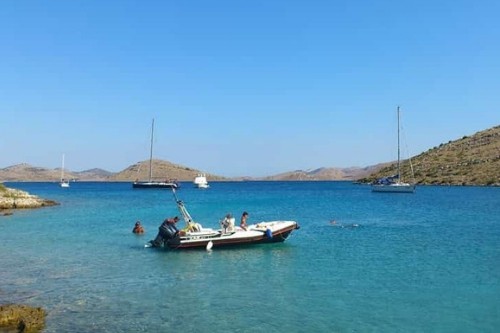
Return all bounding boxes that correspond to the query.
[0,304,46,332]
[0,185,58,211]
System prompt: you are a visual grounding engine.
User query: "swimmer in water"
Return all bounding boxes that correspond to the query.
[330,220,360,228]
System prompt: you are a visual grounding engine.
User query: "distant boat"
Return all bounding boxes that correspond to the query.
[372,107,416,193]
[60,154,70,188]
[193,174,209,189]
[132,119,179,189]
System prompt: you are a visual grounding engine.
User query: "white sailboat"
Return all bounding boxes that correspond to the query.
[60,154,70,188]
[372,107,416,193]
[132,119,179,189]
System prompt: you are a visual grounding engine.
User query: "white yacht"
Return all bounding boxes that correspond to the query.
[193,174,209,188]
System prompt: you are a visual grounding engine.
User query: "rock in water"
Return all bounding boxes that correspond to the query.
[0,185,58,211]
[0,304,47,332]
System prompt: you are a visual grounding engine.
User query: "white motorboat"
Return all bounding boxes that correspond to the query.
[147,190,300,250]
[193,174,209,188]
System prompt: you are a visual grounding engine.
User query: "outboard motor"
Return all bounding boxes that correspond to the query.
[150,221,180,247]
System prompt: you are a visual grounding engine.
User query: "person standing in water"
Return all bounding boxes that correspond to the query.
[132,221,145,234]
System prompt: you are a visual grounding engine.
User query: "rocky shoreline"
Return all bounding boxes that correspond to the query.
[0,185,53,331]
[0,184,58,214]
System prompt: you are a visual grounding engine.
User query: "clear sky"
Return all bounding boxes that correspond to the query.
[1,0,498,177]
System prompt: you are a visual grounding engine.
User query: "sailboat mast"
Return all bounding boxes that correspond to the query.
[61,154,65,181]
[397,106,401,182]
[149,119,154,182]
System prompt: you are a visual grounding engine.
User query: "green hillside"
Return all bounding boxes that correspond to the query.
[359,125,500,186]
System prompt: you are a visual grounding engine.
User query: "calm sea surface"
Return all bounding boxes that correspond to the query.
[1,181,499,332]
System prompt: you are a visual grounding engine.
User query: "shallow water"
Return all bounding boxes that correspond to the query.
[1,181,499,332]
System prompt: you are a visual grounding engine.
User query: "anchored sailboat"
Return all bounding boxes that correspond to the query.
[60,154,70,188]
[132,119,179,189]
[372,107,416,193]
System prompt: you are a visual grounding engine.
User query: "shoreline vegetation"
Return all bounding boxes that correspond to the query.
[0,183,58,214]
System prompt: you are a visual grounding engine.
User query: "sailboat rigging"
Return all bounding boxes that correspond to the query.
[372,106,416,193]
[132,119,179,189]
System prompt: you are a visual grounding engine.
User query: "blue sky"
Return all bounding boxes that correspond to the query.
[1,0,498,177]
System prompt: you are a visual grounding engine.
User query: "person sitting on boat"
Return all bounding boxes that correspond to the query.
[221,213,235,233]
[240,211,249,231]
[132,221,145,234]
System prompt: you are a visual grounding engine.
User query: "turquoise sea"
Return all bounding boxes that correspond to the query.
[1,181,499,332]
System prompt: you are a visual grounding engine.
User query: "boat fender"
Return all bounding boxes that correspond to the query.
[265,228,273,239]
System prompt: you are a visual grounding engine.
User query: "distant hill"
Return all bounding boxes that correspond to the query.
[261,165,385,181]
[75,168,114,181]
[108,159,226,182]
[0,160,225,182]
[359,125,500,186]
[1,126,498,185]
[0,164,74,182]
[0,164,112,182]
